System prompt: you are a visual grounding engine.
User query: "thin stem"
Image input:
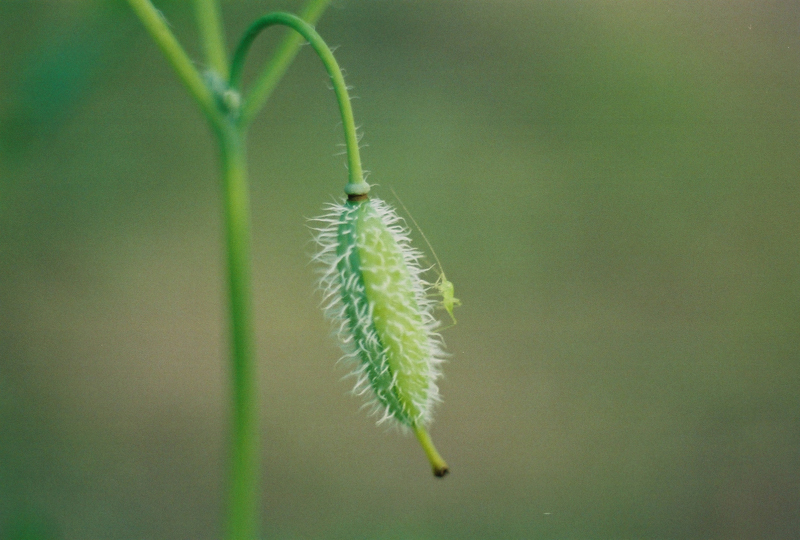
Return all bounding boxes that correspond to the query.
[230,12,365,192]
[238,0,331,126]
[126,0,223,132]
[219,123,260,540]
[194,0,229,78]
[413,425,449,478]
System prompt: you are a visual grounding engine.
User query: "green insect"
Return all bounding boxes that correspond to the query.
[390,188,461,328]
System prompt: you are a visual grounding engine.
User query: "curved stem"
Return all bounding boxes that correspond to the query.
[230,11,367,194]
[126,0,223,132]
[239,0,331,126]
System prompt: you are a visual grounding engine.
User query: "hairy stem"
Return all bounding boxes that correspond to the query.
[238,0,332,127]
[230,11,365,192]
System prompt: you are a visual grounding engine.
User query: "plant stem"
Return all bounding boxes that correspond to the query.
[237,0,331,127]
[194,0,229,78]
[126,0,222,131]
[218,122,259,540]
[128,2,343,538]
[230,11,365,191]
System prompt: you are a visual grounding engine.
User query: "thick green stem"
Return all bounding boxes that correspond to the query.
[238,0,331,126]
[194,0,229,78]
[219,124,259,540]
[230,11,367,194]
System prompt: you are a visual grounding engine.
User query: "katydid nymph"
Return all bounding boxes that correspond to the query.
[390,188,461,329]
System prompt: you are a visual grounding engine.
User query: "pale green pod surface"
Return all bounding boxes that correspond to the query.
[313,197,444,428]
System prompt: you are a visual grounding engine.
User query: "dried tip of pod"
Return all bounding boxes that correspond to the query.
[413,425,448,479]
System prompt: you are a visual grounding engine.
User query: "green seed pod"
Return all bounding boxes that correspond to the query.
[313,197,446,429]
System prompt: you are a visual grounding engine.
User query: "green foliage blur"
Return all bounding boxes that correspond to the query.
[2,1,799,539]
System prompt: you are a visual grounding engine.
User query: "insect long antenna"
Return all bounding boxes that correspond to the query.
[389,187,445,275]
[390,187,460,327]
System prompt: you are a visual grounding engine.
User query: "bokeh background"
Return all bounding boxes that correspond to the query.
[2,1,799,539]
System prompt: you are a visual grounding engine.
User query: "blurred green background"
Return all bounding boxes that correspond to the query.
[2,1,799,539]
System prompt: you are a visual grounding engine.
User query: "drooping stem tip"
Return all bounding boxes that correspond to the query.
[229,11,367,194]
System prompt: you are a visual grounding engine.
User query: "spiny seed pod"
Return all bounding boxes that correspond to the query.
[312,195,449,476]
